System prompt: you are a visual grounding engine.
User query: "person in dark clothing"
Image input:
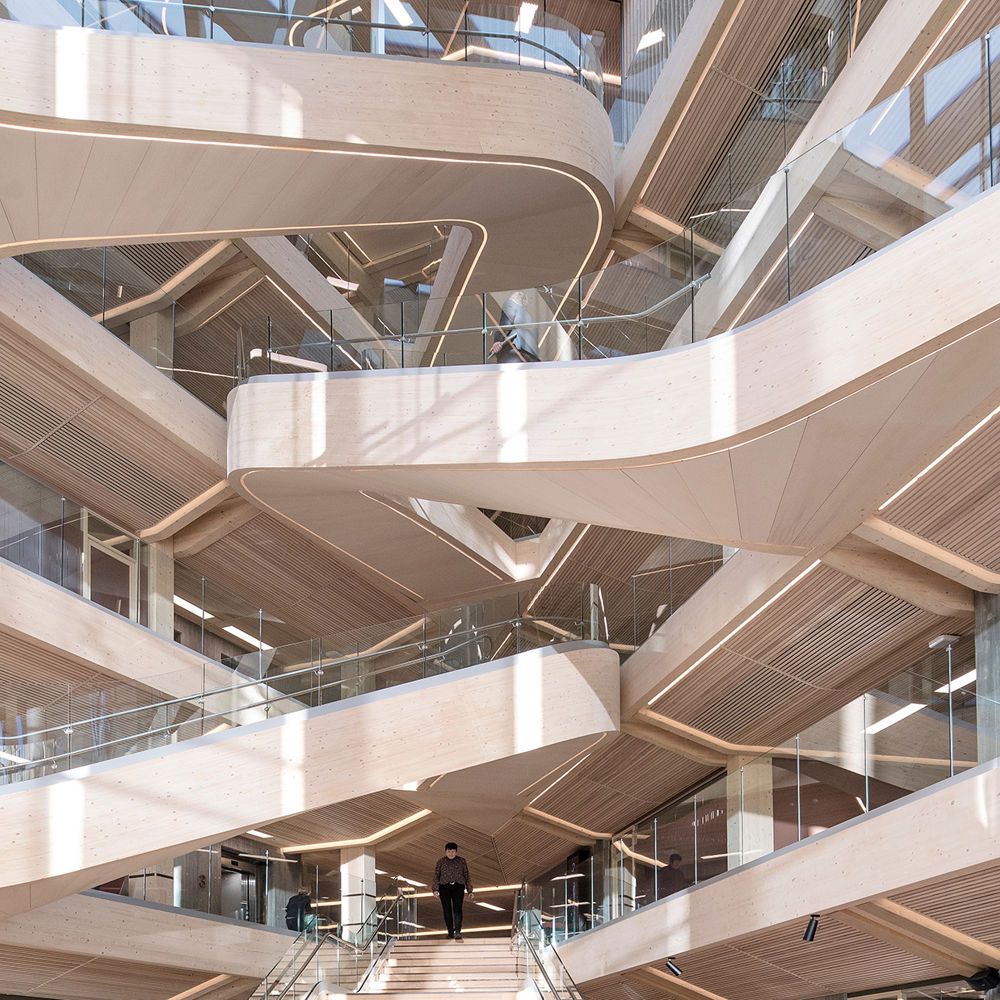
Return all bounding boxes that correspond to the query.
[432,842,474,940]
[285,887,314,932]
[661,853,689,896]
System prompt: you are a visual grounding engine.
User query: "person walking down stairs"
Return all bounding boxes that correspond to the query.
[432,842,474,941]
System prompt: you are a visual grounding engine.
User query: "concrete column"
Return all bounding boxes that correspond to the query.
[129,311,174,377]
[340,847,376,942]
[145,539,174,640]
[975,592,1000,764]
[603,848,636,920]
[173,845,221,914]
[126,865,174,905]
[726,756,774,869]
[264,852,302,930]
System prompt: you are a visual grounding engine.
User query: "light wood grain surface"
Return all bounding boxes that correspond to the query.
[0,21,613,293]
[228,185,1000,554]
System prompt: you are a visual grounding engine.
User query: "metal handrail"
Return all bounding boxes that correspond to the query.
[265,274,712,354]
[265,885,403,999]
[36,0,597,87]
[511,883,585,1000]
[0,613,584,753]
[521,909,585,1000]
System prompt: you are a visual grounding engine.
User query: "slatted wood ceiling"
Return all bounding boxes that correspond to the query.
[649,564,972,744]
[181,512,415,635]
[0,942,258,1000]
[583,915,950,1000]
[640,0,814,221]
[892,864,1000,951]
[882,417,1000,571]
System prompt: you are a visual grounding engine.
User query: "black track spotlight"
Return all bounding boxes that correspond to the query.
[665,958,683,977]
[802,915,820,942]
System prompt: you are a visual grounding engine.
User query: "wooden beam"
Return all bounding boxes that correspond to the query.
[630,205,724,258]
[627,966,730,1000]
[419,225,475,364]
[812,194,916,251]
[167,975,239,1000]
[821,537,975,616]
[237,236,388,363]
[139,481,234,542]
[622,719,728,766]
[94,241,240,326]
[520,806,612,841]
[308,232,383,306]
[609,222,663,259]
[615,0,746,227]
[172,266,264,337]
[172,496,262,559]
[838,898,1000,978]
[374,813,445,854]
[855,517,1000,594]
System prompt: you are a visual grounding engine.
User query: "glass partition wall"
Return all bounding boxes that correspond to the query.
[530,634,982,941]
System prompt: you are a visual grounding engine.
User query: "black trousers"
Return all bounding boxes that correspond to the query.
[439,883,465,935]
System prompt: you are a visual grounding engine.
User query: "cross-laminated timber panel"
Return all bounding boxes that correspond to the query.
[0,642,619,919]
[228,186,1000,556]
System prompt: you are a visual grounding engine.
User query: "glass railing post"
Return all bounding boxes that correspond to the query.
[631,574,637,651]
[692,793,699,885]
[739,764,745,866]
[795,732,801,841]
[576,275,583,360]
[783,167,791,303]
[863,693,870,812]
[988,32,996,189]
[481,293,488,364]
[947,638,955,776]
[652,816,658,901]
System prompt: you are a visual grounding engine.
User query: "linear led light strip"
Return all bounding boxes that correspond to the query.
[282,808,431,852]
[648,560,821,704]
[172,595,273,650]
[878,400,1000,510]
[405,885,520,899]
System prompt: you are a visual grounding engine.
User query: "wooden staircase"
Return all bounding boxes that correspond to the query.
[364,939,525,998]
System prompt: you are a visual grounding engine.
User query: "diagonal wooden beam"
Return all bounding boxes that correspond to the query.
[520,806,611,842]
[629,205,724,259]
[622,720,727,766]
[627,965,730,1000]
[171,496,262,560]
[172,266,264,337]
[419,225,475,364]
[95,241,240,326]
[609,221,664,259]
[821,536,974,616]
[237,236,388,364]
[812,194,917,251]
[855,517,1000,594]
